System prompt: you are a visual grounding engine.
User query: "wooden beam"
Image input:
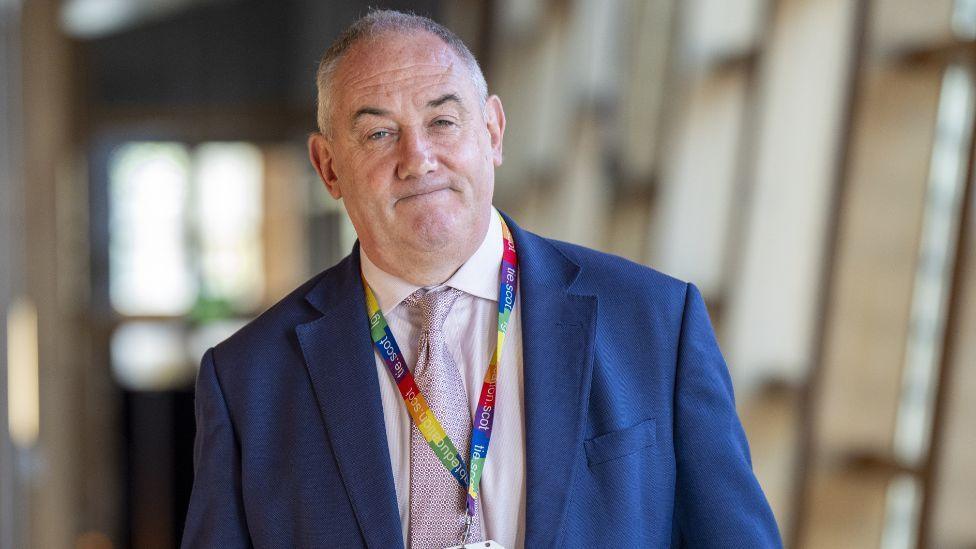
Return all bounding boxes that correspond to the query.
[914,59,976,549]
[789,0,873,546]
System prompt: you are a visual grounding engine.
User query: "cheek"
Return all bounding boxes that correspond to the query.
[442,134,490,175]
[341,154,395,208]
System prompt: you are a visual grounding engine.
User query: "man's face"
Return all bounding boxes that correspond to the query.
[309,31,505,263]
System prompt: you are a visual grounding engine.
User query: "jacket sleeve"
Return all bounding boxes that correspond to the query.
[181,347,252,548]
[670,283,782,548]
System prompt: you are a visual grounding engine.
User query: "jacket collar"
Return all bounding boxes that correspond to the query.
[500,211,597,547]
[297,245,404,549]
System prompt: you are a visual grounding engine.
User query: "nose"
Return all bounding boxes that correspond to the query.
[396,128,437,180]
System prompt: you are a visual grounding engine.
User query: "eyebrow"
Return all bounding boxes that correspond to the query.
[351,106,391,126]
[349,93,466,129]
[427,93,463,109]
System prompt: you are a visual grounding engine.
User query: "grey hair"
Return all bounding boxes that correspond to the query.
[315,9,489,137]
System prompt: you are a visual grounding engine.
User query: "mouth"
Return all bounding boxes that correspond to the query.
[396,186,453,203]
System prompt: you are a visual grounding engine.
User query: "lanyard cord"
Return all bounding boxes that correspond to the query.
[362,213,519,520]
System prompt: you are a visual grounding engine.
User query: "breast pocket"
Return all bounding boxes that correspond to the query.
[584,417,657,467]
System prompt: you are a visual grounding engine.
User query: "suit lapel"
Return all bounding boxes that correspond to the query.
[296,247,404,549]
[503,213,598,548]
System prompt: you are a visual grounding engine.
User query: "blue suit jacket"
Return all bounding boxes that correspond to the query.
[181,212,781,548]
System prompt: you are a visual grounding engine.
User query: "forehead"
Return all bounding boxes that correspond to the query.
[332,31,472,112]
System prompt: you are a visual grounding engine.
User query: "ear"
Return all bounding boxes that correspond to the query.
[485,94,506,167]
[308,133,342,199]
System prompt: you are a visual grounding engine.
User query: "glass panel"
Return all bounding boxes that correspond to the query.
[953,0,976,39]
[110,321,191,391]
[185,319,248,368]
[882,62,974,548]
[109,142,195,315]
[932,172,976,547]
[805,60,945,549]
[193,142,264,312]
[892,64,973,465]
[881,475,921,549]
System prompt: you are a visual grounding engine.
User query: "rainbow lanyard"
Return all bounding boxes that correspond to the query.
[362,213,519,525]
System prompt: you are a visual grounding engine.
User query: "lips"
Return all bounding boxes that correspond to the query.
[397,186,452,202]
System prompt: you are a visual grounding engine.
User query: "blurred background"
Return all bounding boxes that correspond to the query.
[1,0,975,547]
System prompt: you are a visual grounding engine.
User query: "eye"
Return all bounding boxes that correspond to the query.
[432,118,456,128]
[368,130,391,141]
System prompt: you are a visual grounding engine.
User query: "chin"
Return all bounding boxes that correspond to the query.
[404,205,479,252]
[411,212,461,248]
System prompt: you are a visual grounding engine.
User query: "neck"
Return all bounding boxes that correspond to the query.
[365,243,473,287]
[363,215,491,287]
[395,254,467,287]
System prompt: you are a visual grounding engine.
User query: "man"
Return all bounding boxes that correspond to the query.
[181,9,781,549]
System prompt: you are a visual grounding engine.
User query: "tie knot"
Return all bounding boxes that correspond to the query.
[403,287,462,333]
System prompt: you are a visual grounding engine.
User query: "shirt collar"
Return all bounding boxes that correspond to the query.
[360,206,503,314]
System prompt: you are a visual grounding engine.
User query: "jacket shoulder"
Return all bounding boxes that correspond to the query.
[544,237,688,302]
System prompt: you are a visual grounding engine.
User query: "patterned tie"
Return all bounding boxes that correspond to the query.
[404,287,483,549]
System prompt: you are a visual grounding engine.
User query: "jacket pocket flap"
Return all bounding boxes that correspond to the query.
[584,417,656,466]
